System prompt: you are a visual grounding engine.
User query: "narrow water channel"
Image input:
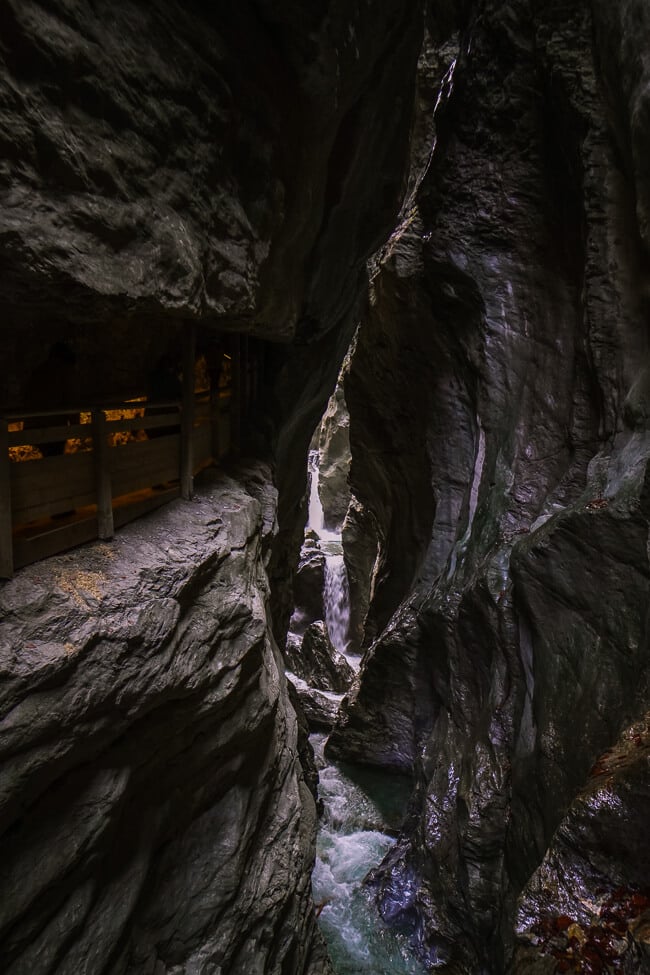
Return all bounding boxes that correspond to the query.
[295,446,425,972]
[312,735,425,975]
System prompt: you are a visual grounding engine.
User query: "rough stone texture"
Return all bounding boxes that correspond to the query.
[328,1,650,972]
[0,0,418,345]
[512,713,650,974]
[341,497,380,654]
[0,466,331,975]
[292,534,326,632]
[317,382,351,531]
[0,0,426,657]
[285,621,354,695]
[286,673,344,734]
[0,5,427,973]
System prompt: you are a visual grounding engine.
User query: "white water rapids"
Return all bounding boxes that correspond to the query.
[307,450,354,661]
[300,451,424,972]
[312,735,424,974]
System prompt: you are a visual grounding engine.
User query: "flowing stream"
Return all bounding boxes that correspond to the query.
[306,450,354,662]
[312,735,424,974]
[300,449,424,972]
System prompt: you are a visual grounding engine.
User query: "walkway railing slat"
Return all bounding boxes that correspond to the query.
[0,421,13,578]
[92,410,114,541]
[2,388,232,579]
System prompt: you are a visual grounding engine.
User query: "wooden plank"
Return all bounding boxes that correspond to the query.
[113,486,179,530]
[231,335,242,455]
[104,411,180,435]
[8,422,89,446]
[192,423,212,467]
[217,409,232,460]
[0,420,13,578]
[180,325,196,500]
[111,435,181,496]
[210,394,221,461]
[11,453,95,522]
[92,411,114,540]
[6,399,178,422]
[13,517,98,570]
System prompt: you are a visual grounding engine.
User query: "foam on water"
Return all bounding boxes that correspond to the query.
[312,735,425,975]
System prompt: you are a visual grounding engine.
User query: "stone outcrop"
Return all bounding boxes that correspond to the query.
[513,712,650,974]
[317,383,351,532]
[341,498,379,654]
[328,1,650,972]
[291,533,326,632]
[0,466,331,975]
[285,621,354,695]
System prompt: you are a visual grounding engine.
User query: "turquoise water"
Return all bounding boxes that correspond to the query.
[312,735,425,975]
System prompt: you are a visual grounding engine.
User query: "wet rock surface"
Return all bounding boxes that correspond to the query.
[329,1,650,972]
[0,466,330,975]
[513,713,650,974]
[286,621,354,695]
[292,534,327,630]
[0,5,426,973]
[317,384,352,532]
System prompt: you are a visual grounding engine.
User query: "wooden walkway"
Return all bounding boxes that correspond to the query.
[1,391,232,578]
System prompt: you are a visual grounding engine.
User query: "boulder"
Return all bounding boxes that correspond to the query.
[0,467,327,975]
[317,383,352,531]
[285,621,355,694]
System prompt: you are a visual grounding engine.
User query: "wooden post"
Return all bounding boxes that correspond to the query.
[180,324,196,499]
[0,419,13,578]
[231,334,242,456]
[210,383,221,462]
[92,410,114,540]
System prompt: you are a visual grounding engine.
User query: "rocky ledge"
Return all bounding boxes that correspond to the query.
[0,465,330,975]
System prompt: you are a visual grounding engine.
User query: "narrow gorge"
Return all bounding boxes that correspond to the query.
[1,2,650,974]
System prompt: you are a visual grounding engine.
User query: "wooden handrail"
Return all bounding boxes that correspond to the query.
[1,384,233,579]
[5,399,180,422]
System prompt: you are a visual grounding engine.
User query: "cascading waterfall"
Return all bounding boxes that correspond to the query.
[324,554,350,654]
[297,449,424,971]
[307,449,351,656]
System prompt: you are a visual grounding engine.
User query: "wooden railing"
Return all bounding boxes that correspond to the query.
[0,391,232,578]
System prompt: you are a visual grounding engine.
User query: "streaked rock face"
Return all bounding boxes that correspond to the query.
[0,0,419,342]
[4,0,650,972]
[328,1,650,971]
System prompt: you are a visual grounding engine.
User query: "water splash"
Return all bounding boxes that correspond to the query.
[308,449,325,533]
[312,735,423,975]
[324,554,350,653]
[306,450,351,655]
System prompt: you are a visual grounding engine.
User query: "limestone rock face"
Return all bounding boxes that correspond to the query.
[513,713,650,974]
[286,621,354,695]
[0,6,428,972]
[317,384,352,531]
[0,467,330,975]
[341,498,380,654]
[292,535,327,630]
[328,1,650,971]
[0,0,419,345]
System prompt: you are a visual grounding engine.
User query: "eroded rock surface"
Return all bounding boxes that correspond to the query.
[317,383,352,532]
[0,467,330,975]
[286,621,354,696]
[328,1,650,971]
[513,713,650,974]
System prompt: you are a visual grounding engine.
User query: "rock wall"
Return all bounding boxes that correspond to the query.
[329,1,650,971]
[317,382,351,532]
[0,4,428,973]
[0,466,330,975]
